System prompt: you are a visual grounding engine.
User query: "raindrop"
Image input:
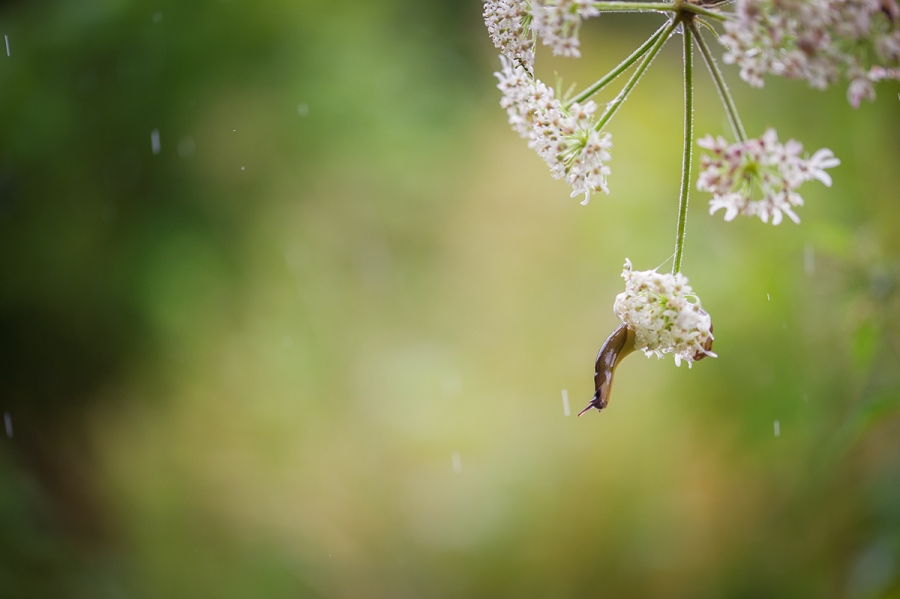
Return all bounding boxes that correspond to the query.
[767,292,771,302]
[4,35,9,57]
[804,244,815,275]
[240,166,245,171]
[451,451,462,473]
[773,420,780,438]
[3,412,11,438]
[151,129,161,155]
[561,389,570,416]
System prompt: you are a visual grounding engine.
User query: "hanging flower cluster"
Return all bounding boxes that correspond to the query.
[721,0,900,107]
[494,47,612,202]
[486,0,614,202]
[697,129,840,225]
[613,260,715,367]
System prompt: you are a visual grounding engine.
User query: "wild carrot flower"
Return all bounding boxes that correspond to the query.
[495,56,612,202]
[697,129,840,225]
[613,260,715,366]
[721,0,900,107]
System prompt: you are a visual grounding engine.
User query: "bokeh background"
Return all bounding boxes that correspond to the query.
[2,1,900,597]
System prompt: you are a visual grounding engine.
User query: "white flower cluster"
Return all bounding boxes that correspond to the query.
[484,0,600,62]
[495,56,613,202]
[484,0,535,73]
[532,0,601,58]
[721,0,900,107]
[697,129,840,225]
[486,0,611,201]
[613,259,715,367]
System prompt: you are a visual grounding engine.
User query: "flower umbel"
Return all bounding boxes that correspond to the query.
[481,1,864,409]
[721,0,900,107]
[495,56,612,202]
[613,260,715,367]
[697,129,840,225]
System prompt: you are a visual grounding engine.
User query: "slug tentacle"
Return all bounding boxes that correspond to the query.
[578,323,637,417]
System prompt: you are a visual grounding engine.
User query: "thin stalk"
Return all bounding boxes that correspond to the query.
[673,23,693,275]
[591,0,730,20]
[679,3,730,21]
[690,21,746,141]
[591,1,675,11]
[594,17,678,133]
[566,21,671,108]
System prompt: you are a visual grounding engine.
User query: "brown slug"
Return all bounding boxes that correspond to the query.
[577,323,637,416]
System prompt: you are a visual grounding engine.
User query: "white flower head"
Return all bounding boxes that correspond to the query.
[613,259,716,367]
[494,56,612,202]
[721,0,900,106]
[484,0,535,73]
[532,0,600,58]
[697,129,839,225]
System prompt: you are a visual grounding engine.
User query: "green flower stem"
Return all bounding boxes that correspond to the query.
[591,1,675,11]
[594,17,678,133]
[678,3,730,21]
[691,21,746,142]
[590,1,729,20]
[566,21,671,108]
[673,23,693,275]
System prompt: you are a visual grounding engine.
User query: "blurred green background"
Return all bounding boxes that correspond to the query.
[2,1,900,597]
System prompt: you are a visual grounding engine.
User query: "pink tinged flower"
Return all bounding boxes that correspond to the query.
[722,0,900,106]
[848,76,876,108]
[697,129,839,225]
[613,260,715,367]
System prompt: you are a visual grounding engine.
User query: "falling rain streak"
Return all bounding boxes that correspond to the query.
[774,420,781,437]
[151,129,161,155]
[4,35,9,57]
[561,389,570,416]
[4,412,11,438]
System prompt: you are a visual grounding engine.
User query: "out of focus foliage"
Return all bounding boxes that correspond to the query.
[1,1,899,598]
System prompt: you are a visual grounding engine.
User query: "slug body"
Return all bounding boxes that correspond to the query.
[578,323,637,416]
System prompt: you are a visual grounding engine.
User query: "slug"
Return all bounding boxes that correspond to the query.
[577,323,636,416]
